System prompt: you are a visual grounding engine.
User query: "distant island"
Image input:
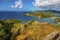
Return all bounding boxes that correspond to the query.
[24,10,60,19]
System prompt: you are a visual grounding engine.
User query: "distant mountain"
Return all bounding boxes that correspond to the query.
[32,10,60,13]
[43,10,60,13]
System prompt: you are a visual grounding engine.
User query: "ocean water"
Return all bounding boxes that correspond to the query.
[0,11,58,24]
[0,11,34,22]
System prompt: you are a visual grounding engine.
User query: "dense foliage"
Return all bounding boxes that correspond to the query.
[0,19,23,40]
[55,18,60,23]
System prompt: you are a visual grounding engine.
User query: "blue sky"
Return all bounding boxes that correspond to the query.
[0,0,60,11]
[0,0,36,11]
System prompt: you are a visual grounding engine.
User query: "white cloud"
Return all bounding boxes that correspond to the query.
[11,0,23,9]
[33,0,60,7]
[32,0,60,10]
[11,5,14,8]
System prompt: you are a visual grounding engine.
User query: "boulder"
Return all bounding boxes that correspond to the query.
[44,31,59,40]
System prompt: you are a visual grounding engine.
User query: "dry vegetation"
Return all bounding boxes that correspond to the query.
[0,19,60,40]
[15,20,59,40]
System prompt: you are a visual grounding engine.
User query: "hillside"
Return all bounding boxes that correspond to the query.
[0,19,60,40]
[16,21,58,40]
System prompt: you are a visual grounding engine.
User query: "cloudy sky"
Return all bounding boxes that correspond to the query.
[0,0,60,11]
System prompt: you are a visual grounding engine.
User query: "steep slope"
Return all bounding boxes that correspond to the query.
[16,21,58,40]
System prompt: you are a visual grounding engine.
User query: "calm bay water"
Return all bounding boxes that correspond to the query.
[0,11,59,24]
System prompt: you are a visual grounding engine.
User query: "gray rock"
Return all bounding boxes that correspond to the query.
[44,31,59,40]
[56,33,60,40]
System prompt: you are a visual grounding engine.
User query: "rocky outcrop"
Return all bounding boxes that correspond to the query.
[44,31,60,40]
